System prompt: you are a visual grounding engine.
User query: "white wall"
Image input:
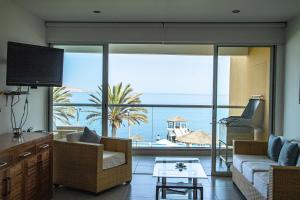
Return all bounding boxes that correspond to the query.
[0,0,47,134]
[283,16,300,139]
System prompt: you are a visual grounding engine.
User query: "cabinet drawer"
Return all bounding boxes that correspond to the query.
[16,146,36,161]
[25,156,38,176]
[36,140,51,153]
[10,163,22,177]
[0,153,12,170]
[0,170,7,198]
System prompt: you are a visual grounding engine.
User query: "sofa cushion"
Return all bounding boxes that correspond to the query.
[242,161,277,183]
[103,151,126,170]
[79,127,101,144]
[66,132,82,142]
[278,141,299,166]
[253,172,269,199]
[233,154,272,173]
[267,134,283,161]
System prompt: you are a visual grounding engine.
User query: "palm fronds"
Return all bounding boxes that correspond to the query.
[53,86,75,125]
[86,83,148,137]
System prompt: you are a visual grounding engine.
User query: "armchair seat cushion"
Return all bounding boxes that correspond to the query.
[253,172,269,199]
[242,161,277,183]
[233,154,272,173]
[103,151,125,170]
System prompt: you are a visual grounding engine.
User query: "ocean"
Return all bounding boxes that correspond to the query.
[55,92,231,142]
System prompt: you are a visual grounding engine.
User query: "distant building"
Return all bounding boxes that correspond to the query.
[167,116,189,142]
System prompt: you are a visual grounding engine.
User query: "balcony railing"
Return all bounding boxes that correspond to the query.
[53,103,244,148]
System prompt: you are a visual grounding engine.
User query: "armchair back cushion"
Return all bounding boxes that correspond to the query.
[278,141,299,166]
[267,134,283,161]
[80,127,101,144]
[66,132,82,142]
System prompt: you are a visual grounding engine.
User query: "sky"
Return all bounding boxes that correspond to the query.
[63,52,230,96]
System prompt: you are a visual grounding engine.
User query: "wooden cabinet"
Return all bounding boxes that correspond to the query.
[37,141,52,199]
[8,163,23,200]
[0,169,9,200]
[0,133,53,200]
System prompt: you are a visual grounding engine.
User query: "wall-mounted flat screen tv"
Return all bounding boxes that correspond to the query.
[6,42,64,87]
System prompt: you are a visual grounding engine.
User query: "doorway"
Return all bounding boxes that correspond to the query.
[212,46,273,175]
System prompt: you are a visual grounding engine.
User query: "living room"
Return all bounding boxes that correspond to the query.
[0,0,300,200]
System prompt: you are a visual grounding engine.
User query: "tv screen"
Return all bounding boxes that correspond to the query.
[6,42,64,87]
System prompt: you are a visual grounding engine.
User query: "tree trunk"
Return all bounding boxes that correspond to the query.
[111,126,117,138]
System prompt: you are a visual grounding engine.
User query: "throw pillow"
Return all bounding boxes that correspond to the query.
[267,134,283,161]
[278,141,299,166]
[79,127,101,144]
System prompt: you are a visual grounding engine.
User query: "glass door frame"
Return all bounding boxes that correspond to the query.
[48,43,277,176]
[211,44,277,176]
[48,43,109,136]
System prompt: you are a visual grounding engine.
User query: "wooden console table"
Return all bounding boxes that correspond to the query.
[0,132,53,200]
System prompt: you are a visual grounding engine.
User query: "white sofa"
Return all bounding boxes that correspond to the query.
[232,140,300,200]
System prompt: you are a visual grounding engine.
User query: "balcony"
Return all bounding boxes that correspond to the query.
[53,103,244,148]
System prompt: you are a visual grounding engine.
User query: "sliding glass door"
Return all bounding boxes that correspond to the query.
[212,46,272,175]
[108,44,214,148]
[51,45,104,137]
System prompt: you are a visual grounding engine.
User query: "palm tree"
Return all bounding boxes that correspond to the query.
[53,87,75,125]
[86,83,148,137]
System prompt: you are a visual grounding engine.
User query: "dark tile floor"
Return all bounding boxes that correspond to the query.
[53,156,246,200]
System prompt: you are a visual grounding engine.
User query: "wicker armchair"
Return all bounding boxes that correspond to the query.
[233,140,300,200]
[53,137,132,193]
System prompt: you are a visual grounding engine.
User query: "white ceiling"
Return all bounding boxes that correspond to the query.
[12,0,300,22]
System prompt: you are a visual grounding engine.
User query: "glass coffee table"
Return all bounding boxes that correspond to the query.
[153,157,207,200]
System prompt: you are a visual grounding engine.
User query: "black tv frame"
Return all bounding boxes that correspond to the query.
[6,42,64,87]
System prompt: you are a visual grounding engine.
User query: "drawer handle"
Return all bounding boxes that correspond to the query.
[3,178,8,196]
[19,152,32,158]
[39,144,49,149]
[6,177,11,195]
[0,162,7,167]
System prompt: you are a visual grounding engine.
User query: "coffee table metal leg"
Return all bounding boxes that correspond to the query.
[193,178,198,200]
[188,178,192,199]
[200,188,203,200]
[155,186,159,200]
[162,177,166,199]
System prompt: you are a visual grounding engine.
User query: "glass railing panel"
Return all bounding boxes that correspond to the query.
[152,107,212,148]
[216,107,244,144]
[216,107,246,172]
[106,106,153,148]
[52,105,102,137]
[107,105,214,148]
[52,104,244,149]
